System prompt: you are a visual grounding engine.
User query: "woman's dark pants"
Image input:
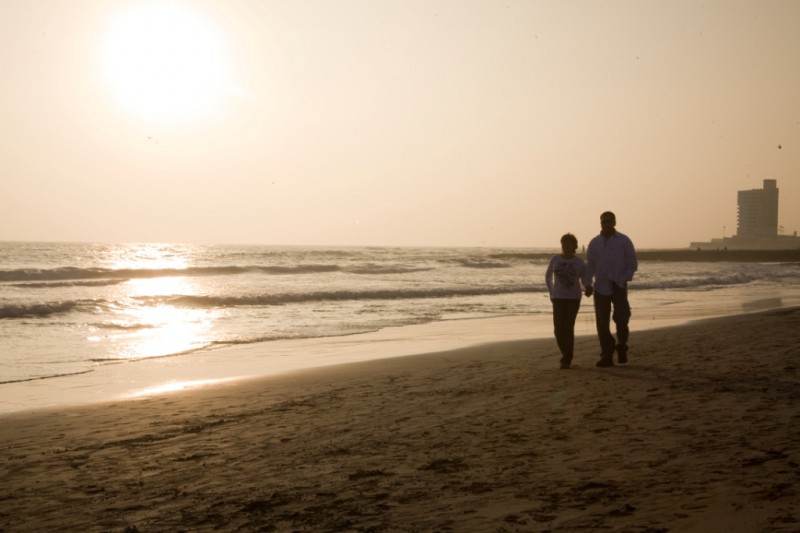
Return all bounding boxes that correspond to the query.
[552,298,581,365]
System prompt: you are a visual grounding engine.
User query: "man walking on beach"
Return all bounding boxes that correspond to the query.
[585,211,638,367]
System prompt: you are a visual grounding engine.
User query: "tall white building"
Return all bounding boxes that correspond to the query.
[691,179,800,250]
[737,179,779,237]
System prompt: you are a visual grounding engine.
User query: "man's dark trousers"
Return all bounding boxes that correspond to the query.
[593,282,631,362]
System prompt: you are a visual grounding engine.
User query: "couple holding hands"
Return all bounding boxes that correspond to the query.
[545,211,638,369]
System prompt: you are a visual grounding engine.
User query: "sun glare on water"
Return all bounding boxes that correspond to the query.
[87,244,219,362]
[98,3,233,125]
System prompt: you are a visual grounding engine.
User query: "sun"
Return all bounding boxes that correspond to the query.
[98,3,232,125]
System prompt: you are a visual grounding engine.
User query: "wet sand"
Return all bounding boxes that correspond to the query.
[1,308,799,531]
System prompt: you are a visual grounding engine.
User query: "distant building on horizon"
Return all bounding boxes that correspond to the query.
[690,179,800,250]
[737,179,779,238]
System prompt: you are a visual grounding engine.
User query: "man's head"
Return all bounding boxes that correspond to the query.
[600,211,616,236]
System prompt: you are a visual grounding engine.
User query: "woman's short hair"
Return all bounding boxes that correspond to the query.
[560,233,578,247]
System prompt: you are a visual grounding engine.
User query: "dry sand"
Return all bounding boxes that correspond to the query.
[1,308,799,532]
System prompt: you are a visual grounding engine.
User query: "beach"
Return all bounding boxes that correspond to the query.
[1,307,798,532]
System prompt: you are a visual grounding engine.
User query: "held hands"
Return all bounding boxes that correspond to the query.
[584,286,594,297]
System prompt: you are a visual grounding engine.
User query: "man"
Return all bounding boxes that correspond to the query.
[584,211,638,367]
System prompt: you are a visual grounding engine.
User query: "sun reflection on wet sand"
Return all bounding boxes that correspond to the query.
[126,378,238,398]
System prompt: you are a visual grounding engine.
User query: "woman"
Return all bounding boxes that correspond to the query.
[545,233,592,369]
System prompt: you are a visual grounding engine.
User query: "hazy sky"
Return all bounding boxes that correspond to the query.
[2,1,798,249]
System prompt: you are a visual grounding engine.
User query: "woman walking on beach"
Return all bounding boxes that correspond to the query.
[545,233,592,369]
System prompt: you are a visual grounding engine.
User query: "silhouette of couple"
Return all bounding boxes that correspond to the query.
[544,211,638,369]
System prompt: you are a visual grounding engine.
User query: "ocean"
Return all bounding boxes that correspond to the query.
[2,242,800,389]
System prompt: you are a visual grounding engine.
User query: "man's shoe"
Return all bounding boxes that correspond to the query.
[616,344,628,364]
[596,358,614,367]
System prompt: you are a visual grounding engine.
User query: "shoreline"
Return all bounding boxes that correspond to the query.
[0,308,704,416]
[1,307,798,531]
[1,292,795,415]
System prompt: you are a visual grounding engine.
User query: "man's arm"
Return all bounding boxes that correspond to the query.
[623,236,638,282]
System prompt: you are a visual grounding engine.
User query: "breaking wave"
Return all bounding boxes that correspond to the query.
[0,299,109,319]
[0,263,433,283]
[140,285,544,308]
